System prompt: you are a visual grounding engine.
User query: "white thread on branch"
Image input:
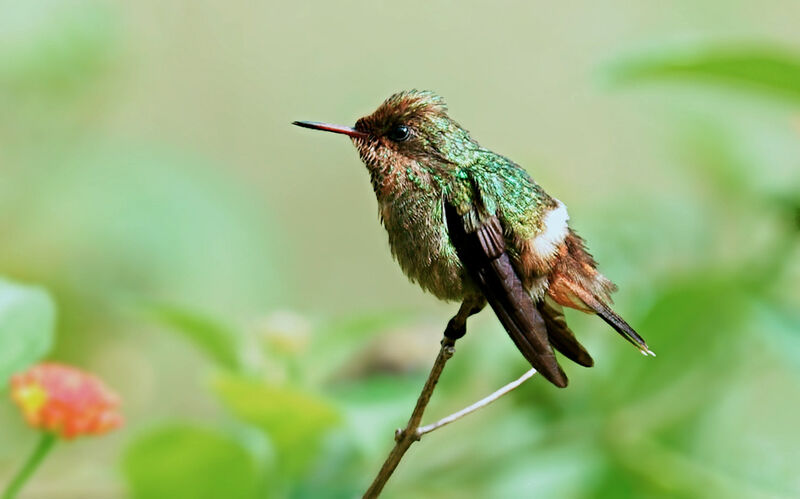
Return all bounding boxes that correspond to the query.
[418,367,537,436]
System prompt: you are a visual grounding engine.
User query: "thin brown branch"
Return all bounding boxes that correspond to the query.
[363,334,538,498]
[363,335,456,498]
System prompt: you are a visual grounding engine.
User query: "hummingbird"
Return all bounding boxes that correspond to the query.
[294,90,653,387]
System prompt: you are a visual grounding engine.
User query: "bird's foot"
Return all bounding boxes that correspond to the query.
[444,317,466,340]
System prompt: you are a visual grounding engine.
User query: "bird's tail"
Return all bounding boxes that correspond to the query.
[546,230,654,357]
[539,298,593,367]
[589,296,654,356]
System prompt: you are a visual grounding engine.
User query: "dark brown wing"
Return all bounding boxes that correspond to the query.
[444,200,568,388]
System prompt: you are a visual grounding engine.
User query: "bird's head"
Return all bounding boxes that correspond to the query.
[294,90,478,178]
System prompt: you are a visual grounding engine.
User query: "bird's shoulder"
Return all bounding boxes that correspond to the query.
[448,151,558,237]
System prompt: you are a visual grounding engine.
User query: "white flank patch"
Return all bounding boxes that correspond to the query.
[531,200,569,258]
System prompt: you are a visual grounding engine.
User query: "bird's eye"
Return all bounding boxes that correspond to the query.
[387,124,410,142]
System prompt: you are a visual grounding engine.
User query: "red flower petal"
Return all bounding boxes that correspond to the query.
[10,363,123,439]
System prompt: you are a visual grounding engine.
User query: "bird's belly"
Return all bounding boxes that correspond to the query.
[382,198,469,301]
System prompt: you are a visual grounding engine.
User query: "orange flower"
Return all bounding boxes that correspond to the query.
[10,363,123,439]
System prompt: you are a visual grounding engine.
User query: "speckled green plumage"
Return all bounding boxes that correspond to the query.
[352,90,555,301]
[294,89,653,387]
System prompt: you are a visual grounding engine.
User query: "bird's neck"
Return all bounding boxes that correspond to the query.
[367,157,447,205]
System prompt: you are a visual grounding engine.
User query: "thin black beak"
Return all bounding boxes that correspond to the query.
[292,120,367,138]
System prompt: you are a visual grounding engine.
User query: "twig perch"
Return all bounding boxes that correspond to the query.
[418,366,537,436]
[363,334,538,498]
[362,336,456,498]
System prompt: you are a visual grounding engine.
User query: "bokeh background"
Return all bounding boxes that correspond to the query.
[1,1,799,497]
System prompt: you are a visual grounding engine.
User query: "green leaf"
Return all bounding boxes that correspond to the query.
[146,303,244,371]
[754,301,800,373]
[606,273,751,403]
[588,458,696,499]
[306,311,413,381]
[313,311,413,352]
[4,143,285,319]
[605,44,800,103]
[214,373,340,476]
[0,1,117,99]
[123,425,264,499]
[0,278,56,386]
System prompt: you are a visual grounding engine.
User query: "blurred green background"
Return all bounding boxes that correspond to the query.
[1,1,799,498]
